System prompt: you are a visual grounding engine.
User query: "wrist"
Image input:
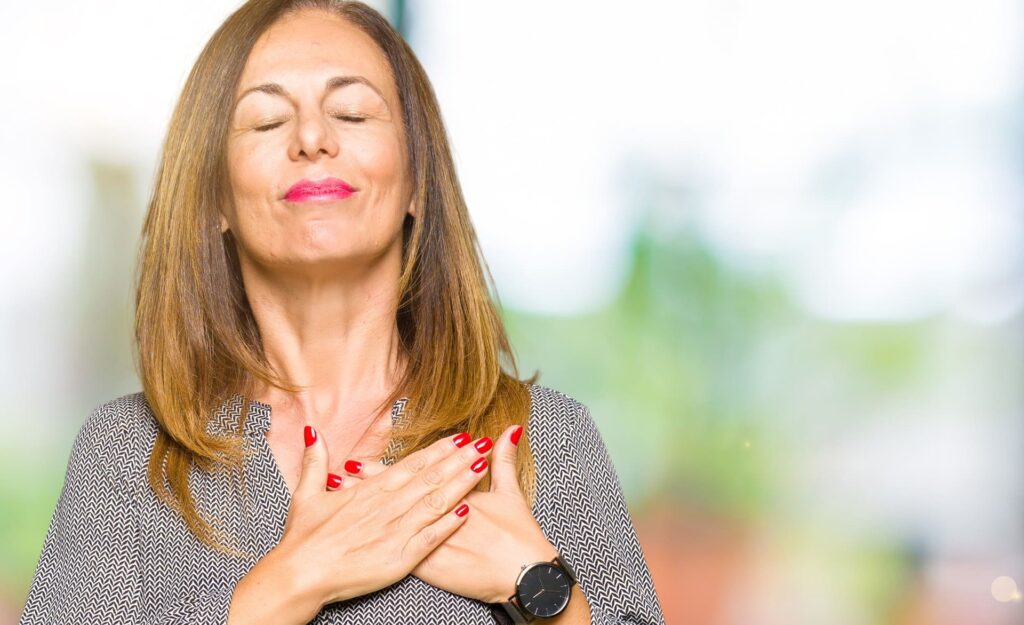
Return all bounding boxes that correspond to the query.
[489,541,560,604]
[229,552,310,625]
[257,544,326,622]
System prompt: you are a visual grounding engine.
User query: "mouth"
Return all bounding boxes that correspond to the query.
[284,177,358,203]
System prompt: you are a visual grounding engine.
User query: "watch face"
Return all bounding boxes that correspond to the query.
[516,563,573,618]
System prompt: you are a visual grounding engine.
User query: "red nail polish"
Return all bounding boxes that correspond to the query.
[511,425,523,445]
[304,426,317,447]
[471,457,488,473]
[473,437,492,453]
[326,473,343,488]
[454,503,469,517]
[344,459,362,474]
[453,432,471,447]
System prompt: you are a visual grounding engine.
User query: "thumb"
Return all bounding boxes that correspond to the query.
[489,424,525,495]
[295,425,329,500]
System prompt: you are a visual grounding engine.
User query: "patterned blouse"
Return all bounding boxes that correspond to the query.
[18,383,666,624]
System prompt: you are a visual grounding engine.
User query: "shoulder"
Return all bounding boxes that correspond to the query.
[525,383,595,446]
[73,391,159,488]
[527,382,587,416]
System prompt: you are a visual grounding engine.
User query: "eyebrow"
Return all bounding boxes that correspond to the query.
[234,75,388,109]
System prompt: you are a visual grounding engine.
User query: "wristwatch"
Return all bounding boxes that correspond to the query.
[490,553,578,624]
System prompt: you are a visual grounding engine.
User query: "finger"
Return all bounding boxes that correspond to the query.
[402,435,492,525]
[371,431,472,493]
[405,498,471,567]
[326,472,345,491]
[337,454,385,489]
[340,458,387,479]
[294,425,329,501]
[489,424,525,495]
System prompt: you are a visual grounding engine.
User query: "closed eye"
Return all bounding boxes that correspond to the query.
[333,114,367,123]
[253,115,366,132]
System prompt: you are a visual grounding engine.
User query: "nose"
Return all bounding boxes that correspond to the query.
[288,111,340,161]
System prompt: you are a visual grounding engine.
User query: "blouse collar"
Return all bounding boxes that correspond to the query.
[207,393,409,437]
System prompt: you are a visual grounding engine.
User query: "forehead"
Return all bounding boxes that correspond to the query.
[238,9,397,103]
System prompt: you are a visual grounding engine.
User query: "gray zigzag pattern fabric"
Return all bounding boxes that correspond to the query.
[19,384,666,624]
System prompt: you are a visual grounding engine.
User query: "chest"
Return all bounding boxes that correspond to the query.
[262,417,393,498]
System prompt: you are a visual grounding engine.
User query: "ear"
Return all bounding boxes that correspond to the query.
[406,195,416,218]
[219,212,230,233]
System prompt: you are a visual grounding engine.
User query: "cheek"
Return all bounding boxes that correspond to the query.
[351,132,406,187]
[223,140,285,251]
[226,139,284,236]
[228,141,275,202]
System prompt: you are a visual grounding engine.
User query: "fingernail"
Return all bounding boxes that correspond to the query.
[453,432,471,447]
[471,457,488,473]
[326,473,343,488]
[454,503,469,517]
[511,425,523,446]
[304,425,317,447]
[344,459,362,474]
[473,437,492,453]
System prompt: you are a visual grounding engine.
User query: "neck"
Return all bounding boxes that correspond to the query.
[240,247,408,430]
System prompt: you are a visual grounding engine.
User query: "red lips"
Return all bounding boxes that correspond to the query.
[284,177,357,202]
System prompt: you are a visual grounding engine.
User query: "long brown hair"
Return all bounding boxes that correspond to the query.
[134,0,539,558]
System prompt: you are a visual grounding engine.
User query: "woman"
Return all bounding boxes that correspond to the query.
[19,1,665,624]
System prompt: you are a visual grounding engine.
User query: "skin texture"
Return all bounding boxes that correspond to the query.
[222,8,592,624]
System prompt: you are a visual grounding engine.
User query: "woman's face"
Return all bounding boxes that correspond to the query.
[223,9,413,275]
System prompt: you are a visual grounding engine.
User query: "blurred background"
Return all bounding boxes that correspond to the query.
[2,1,1023,623]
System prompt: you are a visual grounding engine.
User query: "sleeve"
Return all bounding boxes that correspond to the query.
[549,401,667,625]
[18,406,239,625]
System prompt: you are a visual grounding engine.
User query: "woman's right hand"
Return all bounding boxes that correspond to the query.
[276,425,492,608]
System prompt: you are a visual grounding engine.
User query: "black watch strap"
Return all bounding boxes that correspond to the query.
[554,554,578,586]
[490,604,515,625]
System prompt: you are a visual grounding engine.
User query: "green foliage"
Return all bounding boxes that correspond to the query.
[0,437,73,601]
[504,218,932,520]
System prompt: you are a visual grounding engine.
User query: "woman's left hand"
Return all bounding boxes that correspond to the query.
[337,424,559,604]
